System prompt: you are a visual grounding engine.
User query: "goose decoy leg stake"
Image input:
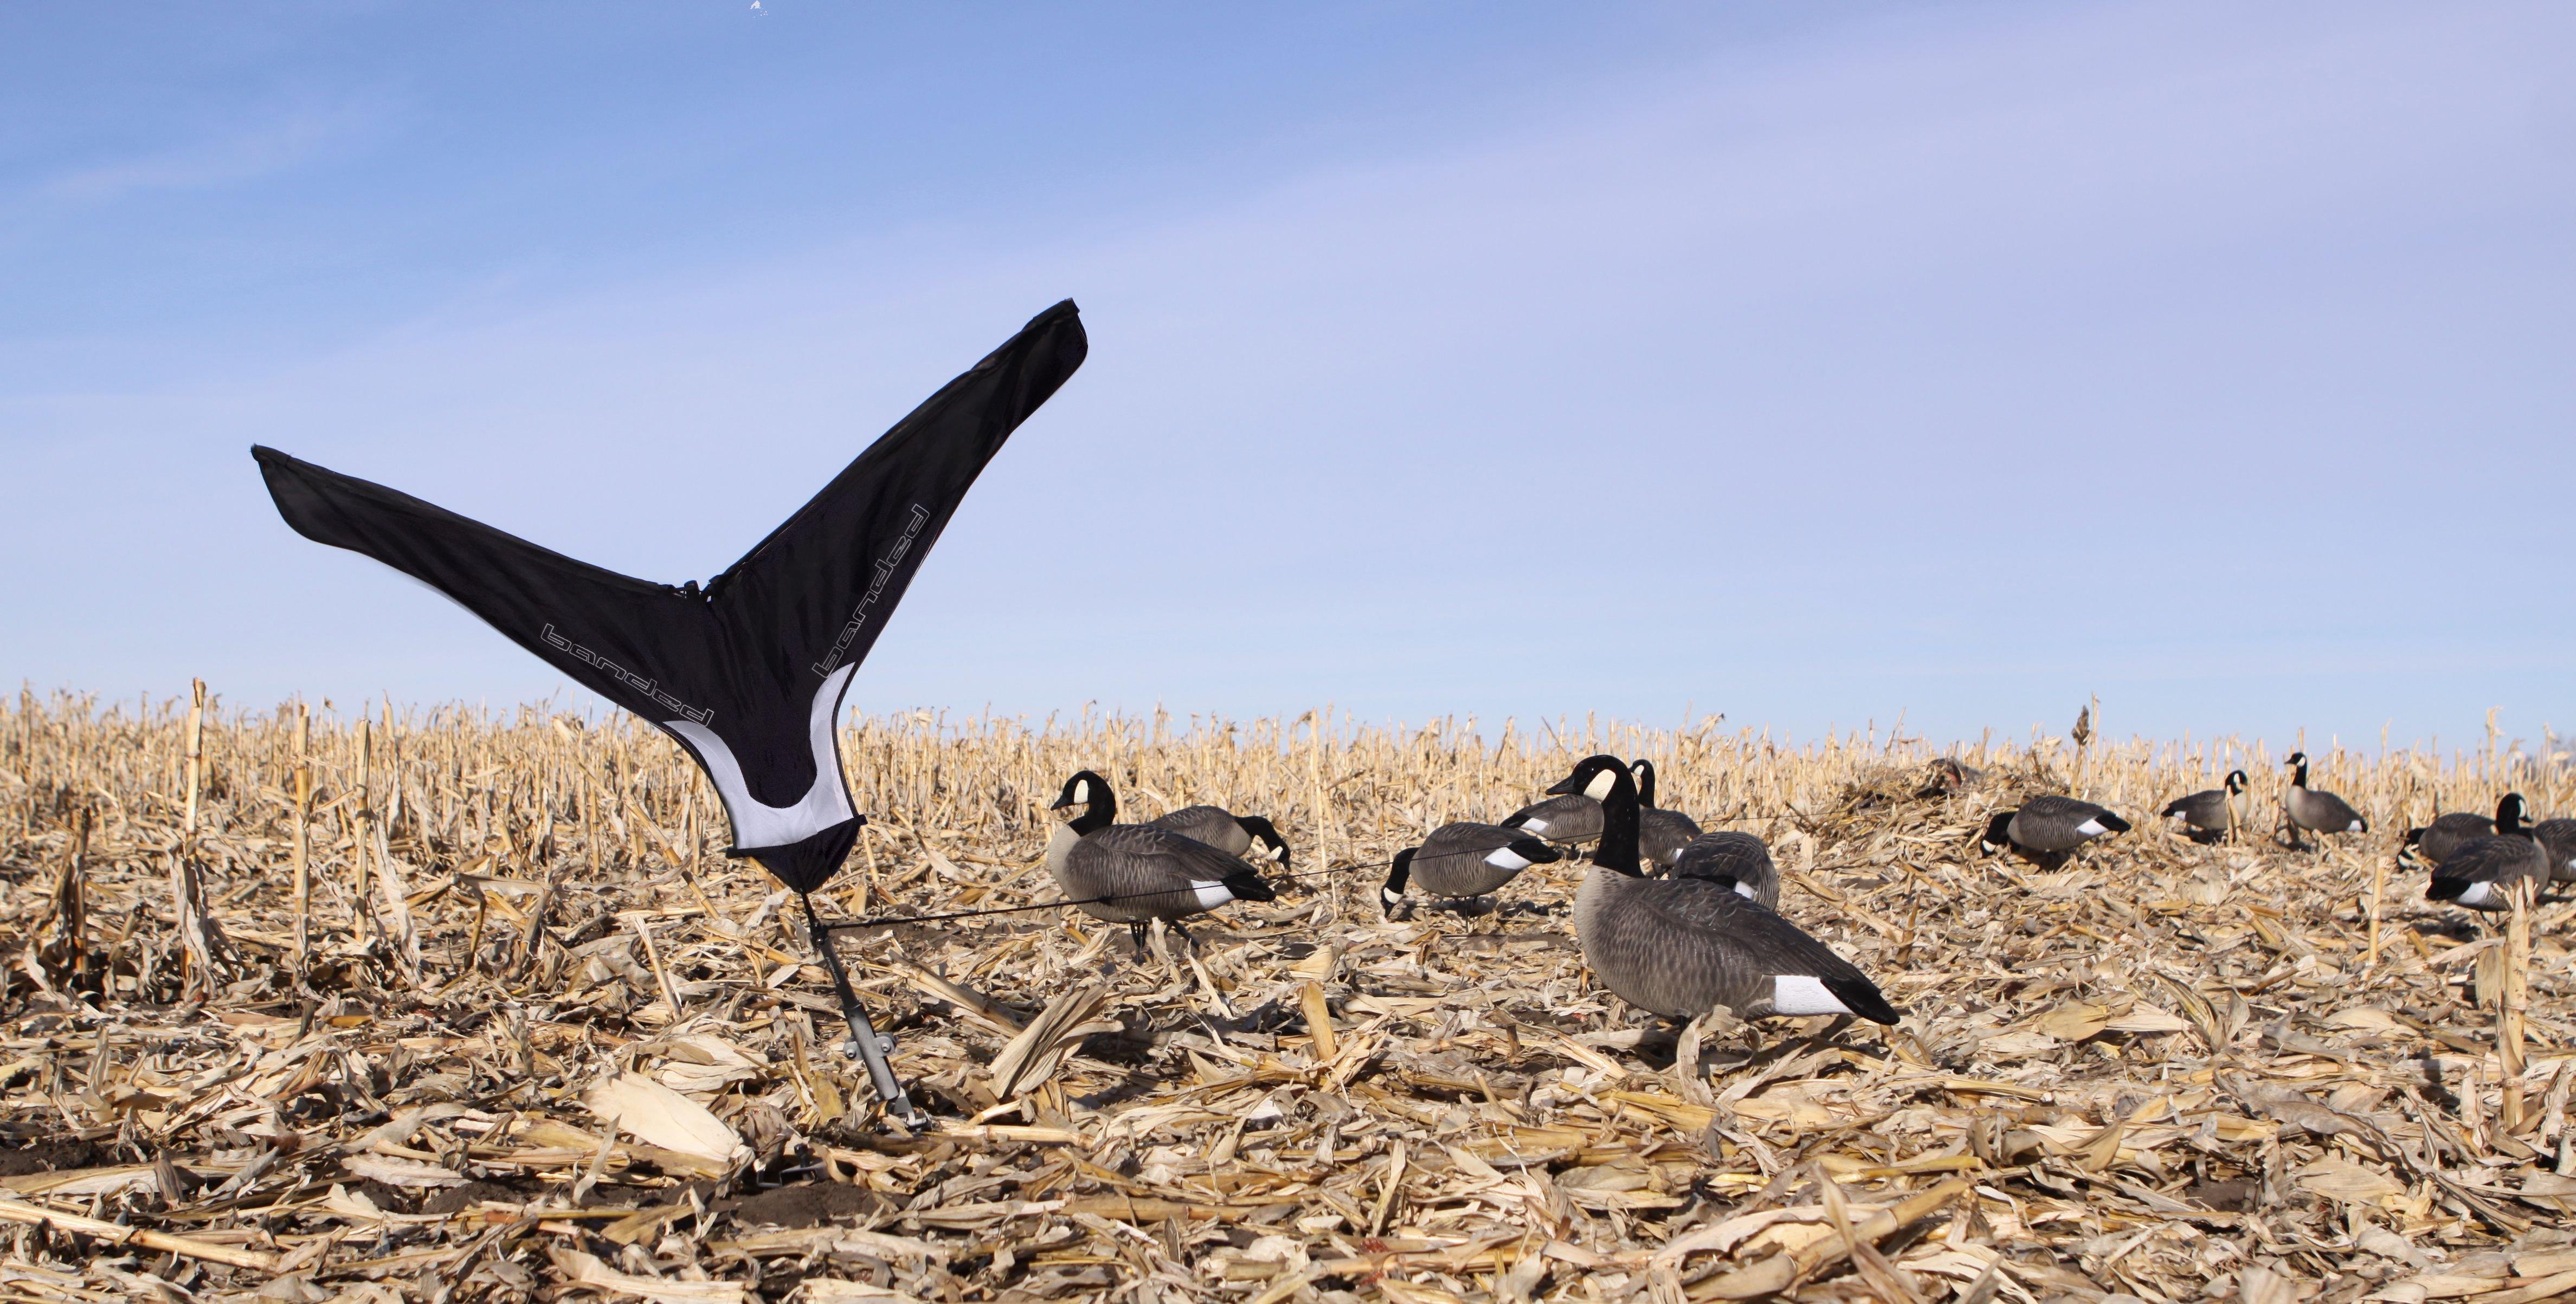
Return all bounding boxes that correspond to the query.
[802,892,924,1127]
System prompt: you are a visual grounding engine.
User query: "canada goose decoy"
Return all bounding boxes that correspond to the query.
[1146,805,1293,871]
[1667,831,1780,908]
[2534,816,2576,885]
[2282,752,2367,848]
[2161,770,2248,843]
[1978,795,2131,863]
[1046,771,1279,956]
[1502,780,1606,858]
[1559,754,1898,1025]
[2426,799,2549,911]
[2403,795,2517,868]
[1628,759,1704,869]
[1381,823,1561,917]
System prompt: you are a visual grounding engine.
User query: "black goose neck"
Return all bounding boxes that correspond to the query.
[2291,759,2309,789]
[1595,768,1644,876]
[1633,760,1657,808]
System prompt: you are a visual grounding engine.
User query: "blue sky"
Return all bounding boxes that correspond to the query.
[4,2,2571,751]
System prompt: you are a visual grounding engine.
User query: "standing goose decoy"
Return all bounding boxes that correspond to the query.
[1628,759,1705,869]
[2161,770,2249,843]
[1667,831,1780,908]
[2403,795,2516,868]
[1146,805,1293,872]
[2282,752,2368,848]
[1978,795,2131,863]
[1560,754,1898,1025]
[1046,771,1278,956]
[2425,798,2549,910]
[1502,782,1606,858]
[1381,823,1562,918]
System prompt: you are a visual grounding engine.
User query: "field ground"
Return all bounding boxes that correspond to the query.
[2,694,2573,1304]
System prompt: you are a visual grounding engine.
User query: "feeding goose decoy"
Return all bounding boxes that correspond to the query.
[1978,795,2131,863]
[1381,822,1561,917]
[2161,770,2248,843]
[1147,805,1293,871]
[1628,759,1704,869]
[1667,830,1780,908]
[1046,770,1279,956]
[2403,795,2517,868]
[1502,777,1606,857]
[2425,799,2549,910]
[2282,752,2368,848]
[1559,754,1898,1025]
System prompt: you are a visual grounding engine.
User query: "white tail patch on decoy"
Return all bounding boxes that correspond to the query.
[1770,974,1853,1016]
[1583,770,1618,801]
[1484,848,1532,872]
[2346,820,2364,831]
[1189,881,1234,908]
[2456,880,2496,907]
[2075,818,2107,837]
[1733,880,1758,899]
[1519,817,1551,834]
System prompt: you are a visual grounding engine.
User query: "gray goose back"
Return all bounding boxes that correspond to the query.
[1394,823,1560,901]
[1146,805,1290,868]
[2410,812,2496,866]
[1046,823,1273,925]
[2426,831,2549,911]
[1575,870,1896,1022]
[2003,795,2130,854]
[1668,831,1780,908]
[1503,793,1604,847]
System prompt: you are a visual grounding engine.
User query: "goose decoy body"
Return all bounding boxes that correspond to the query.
[1559,754,1897,1024]
[2161,770,2248,842]
[1046,771,1278,953]
[1979,795,2131,859]
[1501,784,1605,855]
[1628,759,1705,869]
[1381,823,1561,916]
[1146,805,1292,871]
[1667,831,1780,908]
[2533,817,2576,885]
[2404,795,2516,867]
[2426,798,2548,910]
[2282,752,2368,844]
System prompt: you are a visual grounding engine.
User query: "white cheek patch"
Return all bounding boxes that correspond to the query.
[1189,881,1234,909]
[1770,975,1852,1016]
[1484,848,1533,872]
[1584,771,1618,801]
[1519,817,1551,834]
[2075,818,2107,837]
[1734,880,1759,899]
[1073,780,1091,804]
[2456,881,2496,907]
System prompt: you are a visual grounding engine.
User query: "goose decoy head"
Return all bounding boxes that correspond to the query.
[1547,754,1631,801]
[2224,770,2247,795]
[1978,811,2015,854]
[2497,792,2529,834]
[1050,770,1116,832]
[1237,815,1293,870]
[1382,848,1414,916]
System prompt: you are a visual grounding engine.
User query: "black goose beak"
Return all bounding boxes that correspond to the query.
[1545,773,1585,796]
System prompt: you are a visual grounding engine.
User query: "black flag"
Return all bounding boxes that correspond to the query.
[256,300,1087,893]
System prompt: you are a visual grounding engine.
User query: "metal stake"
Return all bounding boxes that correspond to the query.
[800,891,924,1127]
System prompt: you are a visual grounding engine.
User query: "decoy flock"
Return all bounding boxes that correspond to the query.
[2,698,2572,1303]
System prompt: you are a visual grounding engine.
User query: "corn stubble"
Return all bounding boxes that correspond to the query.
[1,689,2572,1302]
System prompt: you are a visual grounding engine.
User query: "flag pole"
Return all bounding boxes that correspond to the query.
[800,889,923,1126]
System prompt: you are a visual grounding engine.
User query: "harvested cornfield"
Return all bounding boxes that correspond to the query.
[1,688,2572,1304]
